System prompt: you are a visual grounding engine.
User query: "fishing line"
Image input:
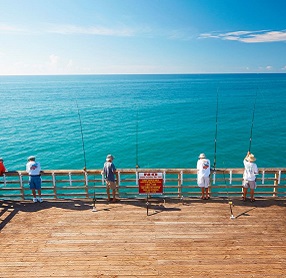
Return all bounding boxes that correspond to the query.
[248,89,258,153]
[135,111,149,215]
[75,100,87,171]
[136,110,140,169]
[213,88,219,170]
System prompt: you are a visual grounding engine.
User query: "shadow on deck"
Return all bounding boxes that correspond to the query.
[1,198,285,277]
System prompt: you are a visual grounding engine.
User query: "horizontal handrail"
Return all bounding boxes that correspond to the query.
[0,168,285,200]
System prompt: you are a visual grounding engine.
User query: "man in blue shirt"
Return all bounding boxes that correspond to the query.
[103,154,117,202]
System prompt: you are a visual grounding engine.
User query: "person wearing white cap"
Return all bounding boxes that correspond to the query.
[26,156,43,203]
[197,153,211,200]
[103,154,117,202]
[242,151,259,202]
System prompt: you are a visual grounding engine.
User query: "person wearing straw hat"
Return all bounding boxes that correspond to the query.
[26,156,43,203]
[103,154,117,202]
[0,158,7,176]
[242,151,259,202]
[197,153,211,200]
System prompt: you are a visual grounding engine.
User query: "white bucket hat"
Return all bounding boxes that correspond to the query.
[27,156,36,161]
[198,153,206,159]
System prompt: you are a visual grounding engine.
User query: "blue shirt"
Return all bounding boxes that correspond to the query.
[103,161,116,182]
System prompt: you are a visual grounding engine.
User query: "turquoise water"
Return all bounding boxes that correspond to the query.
[1,74,285,171]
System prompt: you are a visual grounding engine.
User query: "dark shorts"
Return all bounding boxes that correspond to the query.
[29,176,42,190]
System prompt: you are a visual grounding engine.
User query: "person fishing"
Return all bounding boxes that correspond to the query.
[242,151,259,202]
[102,154,117,202]
[26,156,43,203]
[197,153,211,200]
[0,158,7,176]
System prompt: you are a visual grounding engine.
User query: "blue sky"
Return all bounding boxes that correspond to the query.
[0,0,285,75]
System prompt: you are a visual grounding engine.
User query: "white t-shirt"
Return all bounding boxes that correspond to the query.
[26,161,41,175]
[243,159,258,181]
[197,158,211,179]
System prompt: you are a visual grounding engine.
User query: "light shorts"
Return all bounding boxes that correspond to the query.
[198,176,209,188]
[243,180,256,190]
[106,180,116,190]
[29,176,42,190]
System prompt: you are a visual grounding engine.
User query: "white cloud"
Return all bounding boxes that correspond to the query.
[48,54,59,67]
[67,59,73,68]
[266,66,273,71]
[0,23,25,33]
[281,66,286,71]
[0,21,137,37]
[46,24,135,37]
[199,30,286,43]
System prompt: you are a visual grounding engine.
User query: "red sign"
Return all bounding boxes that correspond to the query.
[138,172,163,195]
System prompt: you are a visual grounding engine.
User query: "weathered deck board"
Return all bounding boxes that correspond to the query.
[0,198,285,277]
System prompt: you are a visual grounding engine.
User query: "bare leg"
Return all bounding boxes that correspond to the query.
[112,189,116,202]
[201,188,205,199]
[205,188,209,199]
[250,189,255,201]
[106,187,111,201]
[37,189,42,197]
[32,189,37,198]
[243,187,247,200]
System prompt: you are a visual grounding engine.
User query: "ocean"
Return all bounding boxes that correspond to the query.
[1,73,285,171]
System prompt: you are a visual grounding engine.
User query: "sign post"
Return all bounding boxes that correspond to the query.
[138,172,163,216]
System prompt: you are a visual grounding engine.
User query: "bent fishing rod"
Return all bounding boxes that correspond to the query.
[76,100,87,171]
[248,89,258,153]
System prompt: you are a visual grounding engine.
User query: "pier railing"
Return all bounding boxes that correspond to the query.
[0,168,285,200]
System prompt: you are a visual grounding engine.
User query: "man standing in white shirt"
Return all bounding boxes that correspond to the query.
[243,151,259,202]
[197,153,211,200]
[26,156,43,203]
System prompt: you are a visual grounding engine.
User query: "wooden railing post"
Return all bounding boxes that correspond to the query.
[19,173,24,200]
[178,171,182,198]
[84,172,89,198]
[52,172,57,199]
[273,171,279,197]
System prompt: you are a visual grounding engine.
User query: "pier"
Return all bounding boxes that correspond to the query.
[0,168,286,277]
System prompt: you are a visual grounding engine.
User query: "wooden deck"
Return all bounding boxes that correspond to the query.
[0,198,285,277]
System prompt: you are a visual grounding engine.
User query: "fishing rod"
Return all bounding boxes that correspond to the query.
[213,89,235,219]
[76,100,96,210]
[248,89,258,153]
[135,111,151,215]
[136,110,140,169]
[75,100,87,171]
[213,88,219,171]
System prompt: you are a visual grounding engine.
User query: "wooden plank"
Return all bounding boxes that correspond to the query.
[0,198,286,277]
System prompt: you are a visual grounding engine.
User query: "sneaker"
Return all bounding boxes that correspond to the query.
[33,198,38,203]
[37,197,43,203]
